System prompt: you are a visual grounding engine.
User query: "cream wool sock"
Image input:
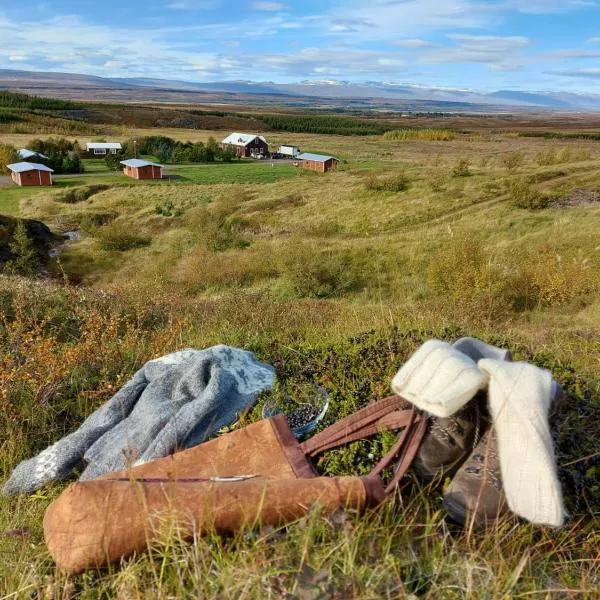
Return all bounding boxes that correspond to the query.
[478,359,565,527]
[391,340,487,417]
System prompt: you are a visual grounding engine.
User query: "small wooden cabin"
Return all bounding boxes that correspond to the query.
[297,153,339,173]
[86,142,122,158]
[120,159,163,180]
[18,149,49,161]
[221,133,269,158]
[6,162,54,186]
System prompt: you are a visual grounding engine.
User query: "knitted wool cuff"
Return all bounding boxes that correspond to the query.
[391,340,488,418]
[479,359,566,527]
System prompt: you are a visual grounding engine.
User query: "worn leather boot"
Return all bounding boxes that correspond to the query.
[412,392,486,481]
[442,425,507,529]
[443,381,565,529]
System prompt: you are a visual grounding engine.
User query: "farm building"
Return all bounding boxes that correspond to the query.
[86,142,122,157]
[297,153,340,173]
[221,133,269,158]
[278,145,301,158]
[6,162,54,186]
[120,159,163,180]
[18,149,48,161]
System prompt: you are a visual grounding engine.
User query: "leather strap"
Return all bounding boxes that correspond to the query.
[300,395,410,456]
[299,395,428,498]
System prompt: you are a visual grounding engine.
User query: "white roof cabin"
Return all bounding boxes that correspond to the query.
[120,159,163,168]
[221,133,267,147]
[86,142,122,155]
[6,162,54,173]
[18,149,49,160]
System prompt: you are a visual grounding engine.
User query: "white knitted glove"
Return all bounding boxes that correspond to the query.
[391,340,487,417]
[479,359,566,527]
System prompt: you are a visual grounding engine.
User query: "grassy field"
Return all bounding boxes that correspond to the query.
[1,121,599,597]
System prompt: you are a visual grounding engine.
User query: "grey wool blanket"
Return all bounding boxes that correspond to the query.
[3,345,275,495]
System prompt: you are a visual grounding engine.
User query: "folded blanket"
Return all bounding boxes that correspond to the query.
[3,345,275,495]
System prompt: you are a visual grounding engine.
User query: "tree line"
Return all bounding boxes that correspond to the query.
[104,136,238,169]
[251,114,389,136]
[0,91,79,111]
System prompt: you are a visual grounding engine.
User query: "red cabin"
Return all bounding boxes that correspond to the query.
[6,162,54,186]
[120,159,163,180]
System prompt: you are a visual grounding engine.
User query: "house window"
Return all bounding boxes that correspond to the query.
[94,148,106,155]
[110,149,117,154]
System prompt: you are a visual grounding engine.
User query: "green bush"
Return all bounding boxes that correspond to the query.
[364,171,409,192]
[281,243,365,298]
[96,222,151,251]
[451,158,471,177]
[382,128,455,141]
[502,151,525,172]
[57,184,111,204]
[78,211,118,233]
[508,178,549,210]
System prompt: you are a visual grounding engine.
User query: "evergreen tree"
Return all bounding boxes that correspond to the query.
[5,221,38,276]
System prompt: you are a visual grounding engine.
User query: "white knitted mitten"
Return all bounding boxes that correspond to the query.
[478,359,566,527]
[391,340,487,417]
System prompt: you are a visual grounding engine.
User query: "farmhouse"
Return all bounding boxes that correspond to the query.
[278,145,301,158]
[86,142,122,157]
[18,149,48,161]
[120,159,163,180]
[221,133,268,158]
[297,153,339,173]
[6,162,54,186]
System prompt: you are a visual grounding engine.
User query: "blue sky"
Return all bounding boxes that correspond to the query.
[1,0,599,92]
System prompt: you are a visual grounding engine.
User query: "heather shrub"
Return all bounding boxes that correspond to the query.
[508,177,549,209]
[96,221,151,251]
[502,151,525,172]
[364,171,409,192]
[280,243,365,298]
[451,158,471,177]
[512,246,599,308]
[427,236,510,322]
[57,184,111,204]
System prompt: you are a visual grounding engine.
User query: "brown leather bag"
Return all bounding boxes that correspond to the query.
[44,395,426,574]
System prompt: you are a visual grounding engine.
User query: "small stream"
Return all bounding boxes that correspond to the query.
[49,230,81,258]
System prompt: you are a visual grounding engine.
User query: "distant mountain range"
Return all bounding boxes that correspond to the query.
[2,68,600,111]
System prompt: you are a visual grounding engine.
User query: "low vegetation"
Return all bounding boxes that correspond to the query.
[382,128,455,141]
[1,102,599,597]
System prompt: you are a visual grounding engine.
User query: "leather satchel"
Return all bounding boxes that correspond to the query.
[44,395,425,573]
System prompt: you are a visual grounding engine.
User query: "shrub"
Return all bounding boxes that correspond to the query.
[428,171,447,192]
[508,178,549,210]
[79,211,118,232]
[451,158,471,177]
[535,147,558,166]
[57,184,111,204]
[96,222,151,251]
[2,221,38,276]
[502,151,525,172]
[382,129,455,141]
[427,235,510,323]
[514,246,599,308]
[0,143,18,174]
[188,207,249,252]
[364,171,409,192]
[281,243,365,298]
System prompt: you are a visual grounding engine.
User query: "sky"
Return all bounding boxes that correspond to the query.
[1,0,600,92]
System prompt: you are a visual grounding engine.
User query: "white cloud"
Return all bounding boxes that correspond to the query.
[393,39,433,49]
[166,1,221,9]
[250,1,287,10]
[548,68,600,79]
